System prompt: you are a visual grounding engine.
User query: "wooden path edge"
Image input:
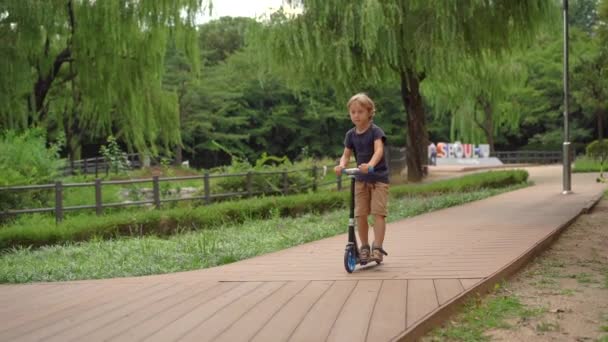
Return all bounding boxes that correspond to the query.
[393,191,605,342]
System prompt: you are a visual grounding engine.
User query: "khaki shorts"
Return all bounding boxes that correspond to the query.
[354,181,389,217]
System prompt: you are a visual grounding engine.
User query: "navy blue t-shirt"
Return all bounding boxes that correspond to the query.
[344,123,389,183]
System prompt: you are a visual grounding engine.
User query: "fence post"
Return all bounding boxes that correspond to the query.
[94,158,99,177]
[204,172,210,204]
[95,178,103,216]
[83,159,88,174]
[282,171,288,195]
[337,173,342,191]
[246,171,253,197]
[152,176,161,209]
[55,181,63,224]
[312,165,318,192]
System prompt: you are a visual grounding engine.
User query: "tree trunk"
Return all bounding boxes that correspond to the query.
[173,83,187,166]
[482,100,495,153]
[597,109,604,141]
[174,145,183,166]
[399,70,428,182]
[474,96,495,153]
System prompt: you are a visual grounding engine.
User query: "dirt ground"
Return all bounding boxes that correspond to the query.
[471,196,608,341]
[422,195,608,341]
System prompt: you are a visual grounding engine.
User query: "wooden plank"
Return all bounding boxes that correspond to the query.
[366,280,407,342]
[460,278,483,290]
[289,281,357,342]
[3,283,165,340]
[251,281,333,342]
[434,279,465,306]
[42,283,190,342]
[325,280,382,342]
[406,279,439,328]
[108,282,239,341]
[6,285,123,325]
[77,281,218,341]
[0,284,86,314]
[143,282,262,342]
[213,281,310,342]
[179,282,286,342]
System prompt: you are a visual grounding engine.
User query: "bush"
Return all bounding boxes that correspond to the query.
[214,153,313,195]
[0,129,63,212]
[586,140,608,168]
[0,170,528,250]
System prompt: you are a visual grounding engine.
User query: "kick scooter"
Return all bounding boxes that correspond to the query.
[342,167,387,273]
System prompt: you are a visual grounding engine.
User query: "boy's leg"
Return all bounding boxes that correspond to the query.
[370,183,389,261]
[357,216,370,246]
[372,215,386,246]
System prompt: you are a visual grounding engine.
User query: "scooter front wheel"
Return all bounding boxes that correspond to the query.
[344,245,357,273]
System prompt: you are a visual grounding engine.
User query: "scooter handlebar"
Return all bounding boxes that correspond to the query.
[342,167,374,175]
[342,168,360,175]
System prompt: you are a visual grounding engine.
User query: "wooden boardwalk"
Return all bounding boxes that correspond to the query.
[1,166,605,341]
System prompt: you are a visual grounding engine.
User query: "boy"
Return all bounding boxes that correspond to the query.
[334,93,389,263]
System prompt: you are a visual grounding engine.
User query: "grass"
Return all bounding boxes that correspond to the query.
[0,170,529,250]
[573,157,605,173]
[536,321,560,333]
[0,184,526,283]
[428,289,544,342]
[566,272,596,284]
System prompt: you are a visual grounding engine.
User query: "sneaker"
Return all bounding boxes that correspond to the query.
[359,245,370,264]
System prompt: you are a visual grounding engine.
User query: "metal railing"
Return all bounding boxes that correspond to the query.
[491,150,564,164]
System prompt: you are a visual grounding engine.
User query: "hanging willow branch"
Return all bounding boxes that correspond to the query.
[0,0,211,154]
[251,0,556,181]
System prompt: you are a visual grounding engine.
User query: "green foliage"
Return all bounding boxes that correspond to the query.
[423,53,526,150]
[1,0,210,154]
[0,129,63,212]
[99,136,130,174]
[0,170,528,250]
[585,139,608,178]
[431,293,542,341]
[214,153,313,195]
[586,139,608,161]
[251,0,556,181]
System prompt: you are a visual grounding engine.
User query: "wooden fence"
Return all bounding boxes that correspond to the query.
[60,153,142,176]
[2,150,564,223]
[1,166,352,223]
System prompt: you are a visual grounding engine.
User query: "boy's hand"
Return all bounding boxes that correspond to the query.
[359,163,374,174]
[334,165,344,176]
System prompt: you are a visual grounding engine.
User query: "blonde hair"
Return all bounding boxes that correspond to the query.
[347,93,376,118]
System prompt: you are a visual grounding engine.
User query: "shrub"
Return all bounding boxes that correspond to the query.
[0,129,63,212]
[214,153,313,195]
[586,139,608,172]
[99,135,130,174]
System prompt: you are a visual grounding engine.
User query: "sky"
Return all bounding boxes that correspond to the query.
[198,0,286,23]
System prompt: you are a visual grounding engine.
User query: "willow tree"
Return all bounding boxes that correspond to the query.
[253,0,554,181]
[0,0,210,158]
[423,53,527,152]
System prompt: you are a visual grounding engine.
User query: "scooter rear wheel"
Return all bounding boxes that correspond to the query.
[344,245,357,273]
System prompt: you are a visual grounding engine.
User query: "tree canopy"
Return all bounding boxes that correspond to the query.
[0,0,209,157]
[251,0,556,181]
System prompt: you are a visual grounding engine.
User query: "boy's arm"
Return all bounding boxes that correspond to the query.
[334,147,353,175]
[360,139,384,173]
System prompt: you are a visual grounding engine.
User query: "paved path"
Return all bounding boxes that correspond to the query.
[1,166,605,342]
